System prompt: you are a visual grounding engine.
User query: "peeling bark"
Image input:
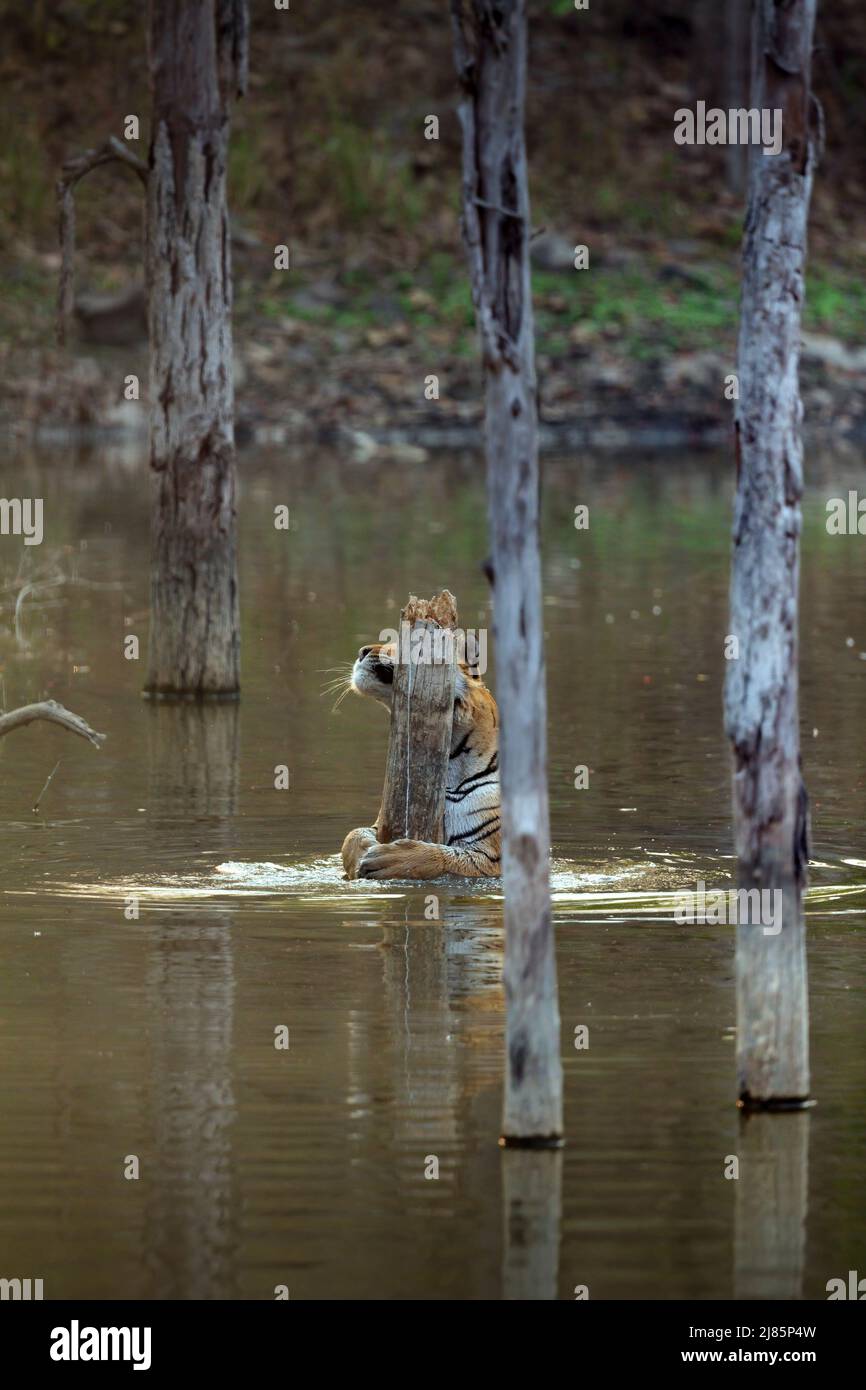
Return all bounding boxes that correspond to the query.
[144,0,245,698]
[452,0,563,1144]
[724,0,819,1106]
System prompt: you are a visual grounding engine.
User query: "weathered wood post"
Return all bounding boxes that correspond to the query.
[143,0,248,698]
[724,0,819,1106]
[378,591,458,845]
[451,0,563,1144]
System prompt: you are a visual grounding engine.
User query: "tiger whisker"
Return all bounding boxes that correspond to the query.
[330,685,355,713]
[320,676,352,695]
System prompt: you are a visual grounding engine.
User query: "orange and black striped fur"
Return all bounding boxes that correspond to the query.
[341,641,501,879]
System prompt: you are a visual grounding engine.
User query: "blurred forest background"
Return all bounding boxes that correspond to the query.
[1,0,865,445]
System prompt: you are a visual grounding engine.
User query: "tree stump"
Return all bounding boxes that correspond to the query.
[378,590,458,846]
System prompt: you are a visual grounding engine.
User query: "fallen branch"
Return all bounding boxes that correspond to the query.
[56,135,149,346]
[0,701,106,748]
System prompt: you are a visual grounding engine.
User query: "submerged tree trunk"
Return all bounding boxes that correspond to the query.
[724,0,819,1106]
[144,0,247,698]
[452,0,563,1144]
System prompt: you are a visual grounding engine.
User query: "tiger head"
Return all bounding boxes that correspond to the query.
[351,641,497,737]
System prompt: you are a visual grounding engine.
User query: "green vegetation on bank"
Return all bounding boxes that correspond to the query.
[3,246,865,373]
[250,255,865,361]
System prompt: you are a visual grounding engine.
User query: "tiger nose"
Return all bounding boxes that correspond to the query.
[358,645,373,660]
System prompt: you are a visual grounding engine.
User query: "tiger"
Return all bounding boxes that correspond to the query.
[340,640,501,880]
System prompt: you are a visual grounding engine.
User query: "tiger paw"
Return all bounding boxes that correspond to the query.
[341,826,378,879]
[357,839,445,880]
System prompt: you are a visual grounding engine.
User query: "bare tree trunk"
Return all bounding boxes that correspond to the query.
[724,0,819,1107]
[452,0,563,1145]
[724,0,749,195]
[143,0,247,698]
[378,591,458,845]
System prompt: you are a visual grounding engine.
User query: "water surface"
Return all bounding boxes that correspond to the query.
[0,443,863,1298]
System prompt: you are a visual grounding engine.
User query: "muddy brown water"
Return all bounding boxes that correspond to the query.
[0,442,863,1299]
